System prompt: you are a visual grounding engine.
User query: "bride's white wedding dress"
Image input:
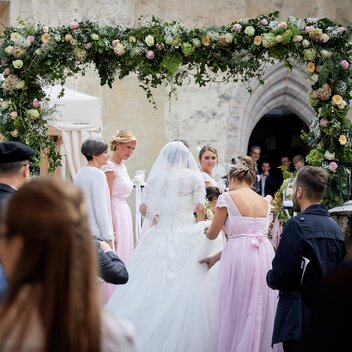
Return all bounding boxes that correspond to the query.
[106,166,223,352]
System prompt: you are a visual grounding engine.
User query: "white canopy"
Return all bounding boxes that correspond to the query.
[44,85,102,179]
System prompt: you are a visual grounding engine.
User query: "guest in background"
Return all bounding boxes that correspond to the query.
[292,154,305,171]
[0,178,136,351]
[199,145,218,187]
[0,141,35,304]
[267,166,345,352]
[74,138,114,247]
[280,156,295,173]
[259,161,278,197]
[102,130,137,263]
[249,145,261,193]
[0,141,35,223]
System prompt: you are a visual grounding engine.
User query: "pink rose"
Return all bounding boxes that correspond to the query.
[278,22,287,29]
[146,50,155,60]
[232,24,242,31]
[340,60,349,70]
[338,27,346,33]
[9,111,18,119]
[32,98,41,108]
[112,39,120,47]
[305,26,314,33]
[3,67,11,76]
[260,19,268,25]
[319,118,329,127]
[85,42,92,49]
[70,21,79,30]
[328,162,338,173]
[27,35,35,43]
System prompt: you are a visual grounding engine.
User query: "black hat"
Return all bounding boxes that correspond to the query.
[0,141,35,164]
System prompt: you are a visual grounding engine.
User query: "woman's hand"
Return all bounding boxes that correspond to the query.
[199,251,222,269]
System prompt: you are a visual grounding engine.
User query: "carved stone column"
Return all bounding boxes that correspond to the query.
[329,201,352,262]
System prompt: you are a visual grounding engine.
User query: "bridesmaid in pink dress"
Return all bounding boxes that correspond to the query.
[201,155,278,352]
[102,130,137,263]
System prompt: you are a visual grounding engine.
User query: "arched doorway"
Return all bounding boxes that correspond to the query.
[247,106,309,169]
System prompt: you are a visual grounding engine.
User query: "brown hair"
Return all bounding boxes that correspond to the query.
[295,166,328,201]
[228,155,256,185]
[198,145,218,162]
[110,129,137,151]
[0,177,101,351]
[293,154,305,165]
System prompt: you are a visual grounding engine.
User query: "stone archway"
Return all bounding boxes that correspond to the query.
[226,62,315,161]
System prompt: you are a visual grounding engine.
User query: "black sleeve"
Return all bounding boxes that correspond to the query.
[98,249,129,285]
[266,218,304,292]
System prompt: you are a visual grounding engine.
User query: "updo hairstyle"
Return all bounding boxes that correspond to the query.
[110,130,136,152]
[228,155,256,185]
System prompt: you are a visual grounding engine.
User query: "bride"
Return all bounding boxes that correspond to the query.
[106,141,223,351]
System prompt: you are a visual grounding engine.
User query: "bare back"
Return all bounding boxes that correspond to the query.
[227,188,268,218]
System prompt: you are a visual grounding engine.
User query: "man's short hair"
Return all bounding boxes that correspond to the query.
[250,145,261,153]
[295,166,329,201]
[0,161,29,176]
[293,154,305,165]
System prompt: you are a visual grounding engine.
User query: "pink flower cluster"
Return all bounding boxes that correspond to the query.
[312,84,332,101]
[340,60,349,70]
[328,162,338,173]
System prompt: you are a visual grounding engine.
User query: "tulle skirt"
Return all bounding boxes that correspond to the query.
[106,220,223,352]
[215,236,278,352]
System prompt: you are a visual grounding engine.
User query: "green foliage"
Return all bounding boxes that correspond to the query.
[0,13,351,210]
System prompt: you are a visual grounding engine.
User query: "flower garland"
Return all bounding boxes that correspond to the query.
[0,12,351,207]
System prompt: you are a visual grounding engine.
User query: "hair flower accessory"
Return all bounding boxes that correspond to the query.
[231,157,249,172]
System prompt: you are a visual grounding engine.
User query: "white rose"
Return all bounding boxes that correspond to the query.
[293,35,303,42]
[1,100,10,109]
[192,38,201,47]
[338,100,347,109]
[320,49,332,58]
[276,35,283,43]
[324,150,335,160]
[91,33,100,41]
[302,39,310,48]
[15,80,25,89]
[224,33,234,43]
[145,35,155,47]
[4,46,13,55]
[244,26,255,36]
[311,74,319,83]
[27,109,40,119]
[113,43,125,56]
[12,59,23,69]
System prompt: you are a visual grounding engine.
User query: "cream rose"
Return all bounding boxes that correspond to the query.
[145,35,155,47]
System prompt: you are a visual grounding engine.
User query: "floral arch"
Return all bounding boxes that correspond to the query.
[0,11,351,207]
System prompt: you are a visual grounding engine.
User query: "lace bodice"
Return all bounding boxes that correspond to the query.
[216,192,270,239]
[143,169,205,228]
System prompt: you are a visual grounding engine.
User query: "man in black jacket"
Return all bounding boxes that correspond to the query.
[96,239,129,285]
[0,141,35,222]
[266,166,346,352]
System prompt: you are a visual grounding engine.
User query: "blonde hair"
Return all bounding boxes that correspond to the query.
[110,130,136,151]
[228,155,256,185]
